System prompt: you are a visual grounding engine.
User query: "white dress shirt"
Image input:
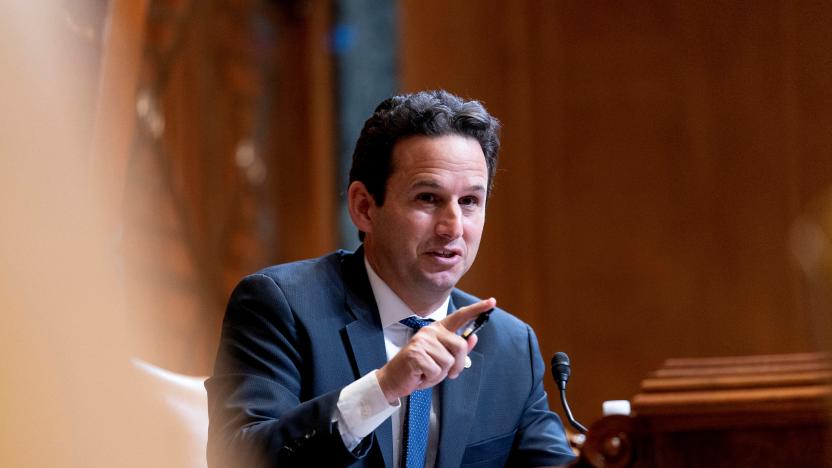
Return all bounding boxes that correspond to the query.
[335,258,449,467]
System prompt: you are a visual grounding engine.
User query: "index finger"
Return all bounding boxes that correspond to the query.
[439,297,496,333]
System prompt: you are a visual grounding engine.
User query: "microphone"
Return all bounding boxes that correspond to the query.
[551,352,588,434]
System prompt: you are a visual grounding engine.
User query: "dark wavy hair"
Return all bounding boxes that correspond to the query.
[349,90,501,210]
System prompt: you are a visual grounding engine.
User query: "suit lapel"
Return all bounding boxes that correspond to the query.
[340,248,394,468]
[436,299,483,468]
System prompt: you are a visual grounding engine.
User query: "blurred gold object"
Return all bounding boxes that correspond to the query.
[790,189,832,352]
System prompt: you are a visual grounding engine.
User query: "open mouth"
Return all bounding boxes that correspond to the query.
[427,249,460,258]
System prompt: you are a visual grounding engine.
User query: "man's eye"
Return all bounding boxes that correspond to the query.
[460,196,479,207]
[416,193,437,203]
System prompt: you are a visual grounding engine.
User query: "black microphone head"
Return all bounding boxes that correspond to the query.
[551,352,572,390]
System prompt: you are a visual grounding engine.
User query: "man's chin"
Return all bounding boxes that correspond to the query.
[420,272,462,293]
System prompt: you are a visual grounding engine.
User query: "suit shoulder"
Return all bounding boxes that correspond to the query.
[249,251,344,292]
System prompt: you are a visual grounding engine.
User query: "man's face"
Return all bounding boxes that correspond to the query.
[363,134,488,311]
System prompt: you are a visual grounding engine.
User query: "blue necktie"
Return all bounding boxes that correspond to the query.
[399,317,434,468]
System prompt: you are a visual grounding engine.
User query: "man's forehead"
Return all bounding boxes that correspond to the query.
[390,135,487,175]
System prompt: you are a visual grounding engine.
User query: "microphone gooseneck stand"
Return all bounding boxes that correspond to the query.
[551,351,588,434]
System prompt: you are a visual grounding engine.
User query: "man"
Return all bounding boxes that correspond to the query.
[206,90,575,467]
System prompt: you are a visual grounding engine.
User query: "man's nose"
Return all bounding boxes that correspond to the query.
[435,202,463,239]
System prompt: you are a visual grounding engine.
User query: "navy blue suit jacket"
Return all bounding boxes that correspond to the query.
[206,248,575,467]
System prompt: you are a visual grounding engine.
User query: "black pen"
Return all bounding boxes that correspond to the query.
[459,309,493,339]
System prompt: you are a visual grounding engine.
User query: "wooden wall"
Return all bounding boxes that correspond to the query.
[399,0,832,421]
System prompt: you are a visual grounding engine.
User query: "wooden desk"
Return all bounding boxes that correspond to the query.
[575,353,832,467]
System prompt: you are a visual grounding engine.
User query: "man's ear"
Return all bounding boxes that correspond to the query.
[347,181,375,234]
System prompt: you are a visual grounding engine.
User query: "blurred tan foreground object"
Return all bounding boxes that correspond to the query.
[132,359,209,468]
[0,1,209,467]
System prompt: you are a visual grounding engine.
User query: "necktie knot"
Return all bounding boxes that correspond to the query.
[400,317,433,330]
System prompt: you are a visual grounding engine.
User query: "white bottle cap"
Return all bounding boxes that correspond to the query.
[602,400,631,416]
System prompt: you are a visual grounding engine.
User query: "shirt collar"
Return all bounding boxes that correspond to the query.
[364,256,450,328]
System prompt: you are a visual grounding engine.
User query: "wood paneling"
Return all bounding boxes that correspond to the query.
[400,0,832,423]
[117,0,336,375]
[268,0,337,264]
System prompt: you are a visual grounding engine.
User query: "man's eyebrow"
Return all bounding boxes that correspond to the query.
[411,180,442,190]
[410,180,486,193]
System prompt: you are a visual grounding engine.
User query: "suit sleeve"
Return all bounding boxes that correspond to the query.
[205,274,372,467]
[506,325,576,467]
